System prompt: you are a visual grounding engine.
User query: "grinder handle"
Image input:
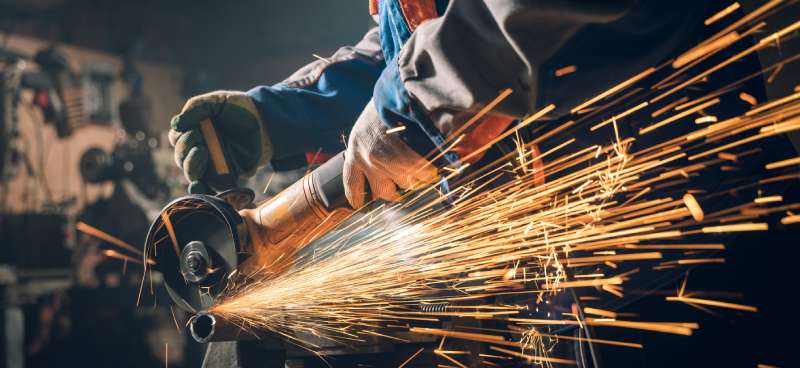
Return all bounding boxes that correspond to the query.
[239,150,366,273]
[198,119,238,193]
[312,151,371,210]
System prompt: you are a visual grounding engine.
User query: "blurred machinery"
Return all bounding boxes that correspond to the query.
[1,44,76,368]
[1,45,84,213]
[2,42,179,367]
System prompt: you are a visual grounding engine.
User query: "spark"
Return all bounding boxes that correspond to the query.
[683,193,705,221]
[76,221,143,256]
[170,306,181,332]
[510,318,698,336]
[628,244,725,250]
[666,296,758,312]
[640,98,720,135]
[583,307,618,318]
[160,212,181,257]
[754,195,783,204]
[701,223,769,233]
[153,5,800,364]
[740,92,758,106]
[398,347,425,368]
[781,215,800,225]
[652,19,800,103]
[386,125,407,134]
[673,31,740,68]
[312,54,330,64]
[651,96,689,117]
[591,101,649,131]
[695,115,718,124]
[675,258,726,265]
[554,65,577,77]
[102,249,154,266]
[766,156,800,170]
[489,345,575,365]
[697,0,783,50]
[262,172,275,194]
[572,67,657,114]
[704,2,741,26]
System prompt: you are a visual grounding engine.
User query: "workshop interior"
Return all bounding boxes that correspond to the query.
[2,0,800,367]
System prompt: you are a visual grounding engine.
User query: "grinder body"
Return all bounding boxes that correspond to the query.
[147,148,357,314]
[238,152,354,275]
[199,116,356,268]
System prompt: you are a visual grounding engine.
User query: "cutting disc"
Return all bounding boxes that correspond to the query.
[145,194,244,313]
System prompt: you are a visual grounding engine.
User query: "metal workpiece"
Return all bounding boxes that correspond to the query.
[189,311,260,343]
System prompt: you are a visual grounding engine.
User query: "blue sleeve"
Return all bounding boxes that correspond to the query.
[372,56,456,165]
[247,56,383,160]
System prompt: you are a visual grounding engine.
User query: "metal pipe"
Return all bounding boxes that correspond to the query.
[188,311,260,343]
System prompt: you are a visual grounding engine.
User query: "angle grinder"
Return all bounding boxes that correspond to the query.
[145,119,359,314]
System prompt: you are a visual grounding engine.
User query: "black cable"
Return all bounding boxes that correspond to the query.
[571,287,601,368]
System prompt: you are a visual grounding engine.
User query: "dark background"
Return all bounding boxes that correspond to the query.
[2,0,370,91]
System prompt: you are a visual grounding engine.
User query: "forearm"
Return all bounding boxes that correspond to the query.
[248,27,385,161]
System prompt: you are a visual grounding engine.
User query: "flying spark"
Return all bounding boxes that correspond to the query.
[181,3,800,365]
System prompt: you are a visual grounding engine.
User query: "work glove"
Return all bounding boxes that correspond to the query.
[343,99,439,208]
[168,91,272,194]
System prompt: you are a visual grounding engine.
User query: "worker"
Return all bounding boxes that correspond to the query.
[168,0,713,208]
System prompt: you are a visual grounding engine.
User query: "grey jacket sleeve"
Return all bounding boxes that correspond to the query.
[375,0,708,148]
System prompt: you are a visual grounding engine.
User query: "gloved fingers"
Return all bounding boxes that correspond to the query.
[218,95,262,132]
[407,158,439,188]
[381,157,438,190]
[187,180,212,195]
[170,100,213,132]
[183,145,209,182]
[168,129,181,147]
[173,129,204,169]
[378,139,439,190]
[343,157,367,209]
[366,172,401,203]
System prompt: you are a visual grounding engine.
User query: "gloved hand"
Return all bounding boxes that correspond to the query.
[343,99,439,208]
[169,91,272,193]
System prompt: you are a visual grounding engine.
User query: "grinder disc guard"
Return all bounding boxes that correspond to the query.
[145,194,244,313]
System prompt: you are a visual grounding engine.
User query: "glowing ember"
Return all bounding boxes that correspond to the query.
[189,3,799,364]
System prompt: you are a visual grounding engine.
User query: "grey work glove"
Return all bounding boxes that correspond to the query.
[168,91,272,194]
[343,99,439,208]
